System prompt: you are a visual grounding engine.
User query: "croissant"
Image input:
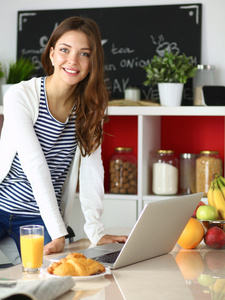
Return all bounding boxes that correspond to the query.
[47,253,105,277]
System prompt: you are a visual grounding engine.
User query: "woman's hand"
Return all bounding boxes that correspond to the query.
[44,236,65,255]
[97,234,128,245]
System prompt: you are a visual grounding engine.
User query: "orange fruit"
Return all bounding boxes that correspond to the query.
[175,249,204,280]
[177,217,204,249]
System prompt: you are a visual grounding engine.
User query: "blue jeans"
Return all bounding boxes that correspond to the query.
[0,209,52,256]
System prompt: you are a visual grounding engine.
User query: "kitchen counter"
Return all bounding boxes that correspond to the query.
[0,238,224,300]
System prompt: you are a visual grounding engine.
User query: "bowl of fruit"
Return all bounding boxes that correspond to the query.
[177,175,225,250]
[208,220,225,232]
[196,175,225,249]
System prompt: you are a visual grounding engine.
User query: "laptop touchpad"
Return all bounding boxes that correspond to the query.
[81,243,124,258]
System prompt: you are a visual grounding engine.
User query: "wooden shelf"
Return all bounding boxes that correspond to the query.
[1,104,224,116]
[103,105,225,225]
[108,105,225,116]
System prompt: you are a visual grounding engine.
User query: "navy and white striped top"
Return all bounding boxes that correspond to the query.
[0,77,77,215]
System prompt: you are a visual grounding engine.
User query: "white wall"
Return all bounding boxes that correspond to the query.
[0,0,225,85]
[0,0,224,246]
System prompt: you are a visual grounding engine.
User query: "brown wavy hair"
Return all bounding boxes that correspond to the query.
[41,16,109,156]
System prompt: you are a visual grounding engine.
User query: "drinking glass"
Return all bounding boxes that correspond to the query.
[20,225,44,274]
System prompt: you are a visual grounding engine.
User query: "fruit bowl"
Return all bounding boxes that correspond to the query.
[198,220,225,233]
[198,219,211,233]
[208,220,225,232]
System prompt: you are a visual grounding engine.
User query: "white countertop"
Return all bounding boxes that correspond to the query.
[0,238,223,300]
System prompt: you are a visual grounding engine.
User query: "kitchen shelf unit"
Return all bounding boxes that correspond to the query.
[100,105,225,229]
[0,104,224,232]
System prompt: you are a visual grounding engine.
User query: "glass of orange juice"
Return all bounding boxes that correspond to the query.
[20,225,44,274]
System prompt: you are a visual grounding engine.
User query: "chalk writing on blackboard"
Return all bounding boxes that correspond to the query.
[18,13,36,31]
[17,4,202,104]
[150,35,180,56]
[180,5,200,24]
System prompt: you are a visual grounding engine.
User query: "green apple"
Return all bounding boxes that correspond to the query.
[196,205,218,221]
[197,274,216,286]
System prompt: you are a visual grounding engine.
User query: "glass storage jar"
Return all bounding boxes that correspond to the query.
[193,65,215,106]
[196,151,222,196]
[179,153,197,195]
[152,150,178,195]
[109,147,137,194]
[124,87,141,101]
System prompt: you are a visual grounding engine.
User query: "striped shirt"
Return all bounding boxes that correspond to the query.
[0,77,77,215]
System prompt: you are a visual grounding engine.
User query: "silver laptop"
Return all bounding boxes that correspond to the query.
[52,193,203,269]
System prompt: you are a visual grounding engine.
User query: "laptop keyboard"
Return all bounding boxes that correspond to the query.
[93,251,121,264]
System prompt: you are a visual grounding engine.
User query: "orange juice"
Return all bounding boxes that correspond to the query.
[20,234,44,269]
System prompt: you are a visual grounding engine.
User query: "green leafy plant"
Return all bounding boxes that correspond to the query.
[5,56,35,84]
[143,51,197,87]
[0,63,4,79]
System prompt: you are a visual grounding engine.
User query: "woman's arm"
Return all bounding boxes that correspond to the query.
[79,145,105,244]
[3,82,68,240]
[79,146,129,245]
[97,234,128,245]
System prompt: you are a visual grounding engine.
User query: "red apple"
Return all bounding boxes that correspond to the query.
[204,227,225,249]
[192,201,206,218]
[204,250,225,272]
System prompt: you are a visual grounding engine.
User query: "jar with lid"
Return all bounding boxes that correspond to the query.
[179,153,197,195]
[196,151,222,196]
[124,86,141,101]
[193,65,215,106]
[152,150,178,195]
[109,147,137,194]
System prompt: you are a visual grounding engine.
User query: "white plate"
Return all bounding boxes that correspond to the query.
[42,267,111,281]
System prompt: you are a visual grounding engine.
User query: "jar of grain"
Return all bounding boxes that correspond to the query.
[152,150,178,195]
[109,147,137,194]
[196,151,222,196]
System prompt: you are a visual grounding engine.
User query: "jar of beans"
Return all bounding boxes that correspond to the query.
[109,147,137,194]
[196,151,223,196]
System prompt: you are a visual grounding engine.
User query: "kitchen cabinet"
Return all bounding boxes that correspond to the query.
[101,195,137,228]
[101,105,225,229]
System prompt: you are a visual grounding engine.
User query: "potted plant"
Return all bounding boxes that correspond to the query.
[0,62,6,105]
[143,51,197,106]
[0,63,4,80]
[1,56,35,99]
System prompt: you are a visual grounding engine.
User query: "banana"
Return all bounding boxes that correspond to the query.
[217,177,225,200]
[218,175,225,185]
[207,180,214,206]
[212,180,225,220]
[212,278,225,299]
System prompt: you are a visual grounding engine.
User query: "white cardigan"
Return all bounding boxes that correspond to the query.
[0,78,105,245]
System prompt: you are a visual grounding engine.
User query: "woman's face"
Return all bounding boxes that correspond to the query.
[49,30,91,87]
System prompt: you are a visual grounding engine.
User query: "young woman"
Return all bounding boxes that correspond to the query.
[0,16,127,257]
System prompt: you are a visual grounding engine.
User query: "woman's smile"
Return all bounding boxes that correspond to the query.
[63,67,79,75]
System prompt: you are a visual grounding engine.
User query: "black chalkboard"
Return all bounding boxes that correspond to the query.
[17,4,202,103]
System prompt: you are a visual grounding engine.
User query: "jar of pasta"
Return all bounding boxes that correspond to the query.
[152,150,179,195]
[196,151,222,196]
[109,147,137,194]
